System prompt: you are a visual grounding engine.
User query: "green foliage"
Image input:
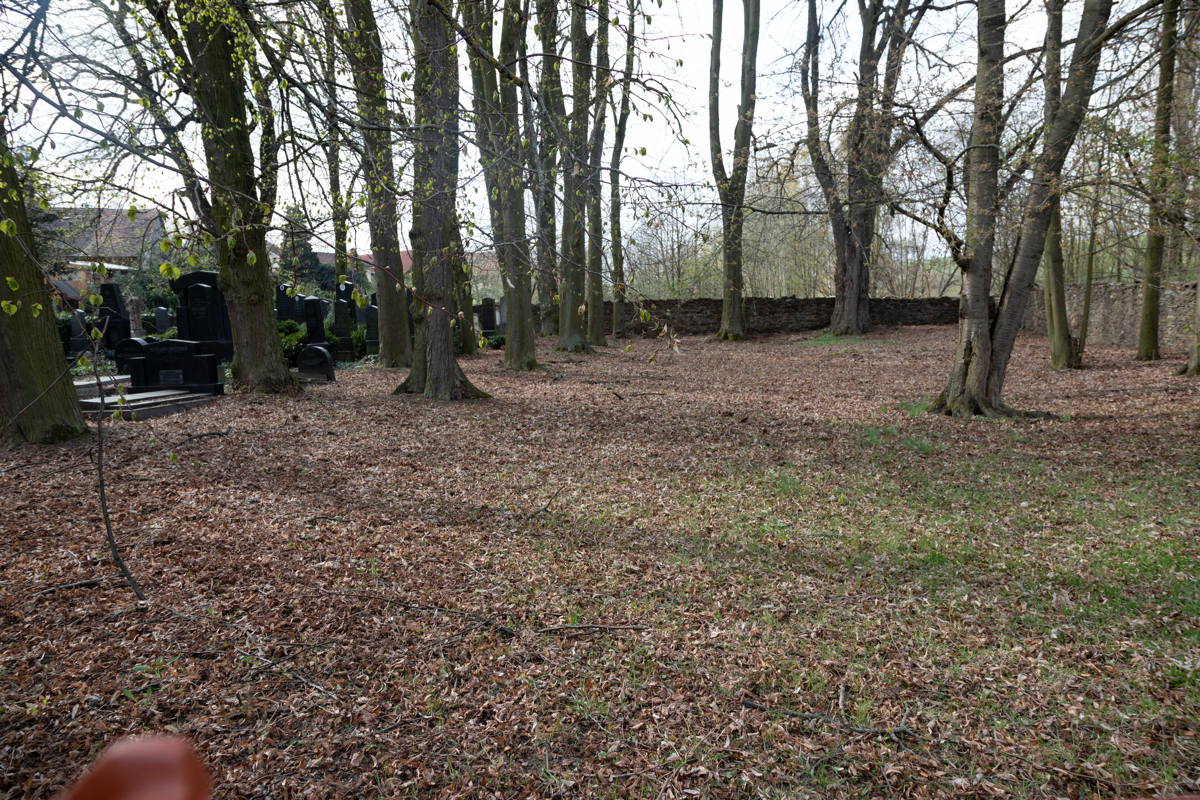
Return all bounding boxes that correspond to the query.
[351,325,367,360]
[277,319,305,363]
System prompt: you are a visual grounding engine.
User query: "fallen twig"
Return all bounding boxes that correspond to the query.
[31,577,128,597]
[534,623,647,634]
[524,487,564,520]
[173,427,232,448]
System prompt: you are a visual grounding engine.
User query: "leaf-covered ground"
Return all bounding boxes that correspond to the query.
[2,326,1198,799]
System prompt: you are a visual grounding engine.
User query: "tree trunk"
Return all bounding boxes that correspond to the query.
[396,0,486,400]
[1039,0,1079,369]
[1137,0,1180,361]
[322,29,350,283]
[344,0,412,368]
[933,0,1006,415]
[556,0,591,352]
[177,0,293,392]
[709,0,760,341]
[937,0,1118,413]
[609,2,637,338]
[1078,197,1099,358]
[463,0,536,370]
[1184,270,1200,375]
[1043,204,1080,368]
[987,0,1118,399]
[585,0,610,347]
[533,0,564,337]
[0,119,88,446]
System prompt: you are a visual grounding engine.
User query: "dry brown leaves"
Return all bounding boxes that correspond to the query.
[1,326,1198,799]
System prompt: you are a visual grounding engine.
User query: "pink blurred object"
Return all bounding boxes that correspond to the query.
[56,737,211,800]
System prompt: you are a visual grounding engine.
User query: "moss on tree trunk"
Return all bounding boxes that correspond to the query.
[0,120,87,446]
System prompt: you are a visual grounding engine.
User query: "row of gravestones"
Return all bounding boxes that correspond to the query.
[276,281,380,361]
[81,271,343,396]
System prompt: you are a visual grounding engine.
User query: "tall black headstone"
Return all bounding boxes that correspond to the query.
[302,296,326,344]
[68,309,90,354]
[276,284,294,322]
[170,271,233,359]
[478,297,498,335]
[365,304,379,355]
[98,283,131,350]
[332,299,354,361]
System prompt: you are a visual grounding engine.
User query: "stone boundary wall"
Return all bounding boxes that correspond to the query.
[584,296,962,336]
[1022,282,1197,350]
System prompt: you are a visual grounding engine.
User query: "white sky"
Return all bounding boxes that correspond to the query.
[15,0,1131,257]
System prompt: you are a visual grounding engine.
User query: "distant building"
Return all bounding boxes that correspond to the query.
[43,207,166,267]
[40,207,166,299]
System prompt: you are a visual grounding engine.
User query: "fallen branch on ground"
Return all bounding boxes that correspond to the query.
[31,577,129,597]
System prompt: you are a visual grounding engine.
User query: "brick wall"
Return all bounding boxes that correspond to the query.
[1023,282,1197,349]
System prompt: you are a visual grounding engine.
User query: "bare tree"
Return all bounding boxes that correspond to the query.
[800,0,931,336]
[708,0,760,340]
[342,0,413,367]
[396,0,487,399]
[1136,0,1180,360]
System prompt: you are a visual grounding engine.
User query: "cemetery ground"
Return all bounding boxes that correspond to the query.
[2,325,1198,800]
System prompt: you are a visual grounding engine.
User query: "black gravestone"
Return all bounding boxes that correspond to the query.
[336,280,355,306]
[114,337,150,372]
[276,284,294,322]
[153,306,171,335]
[333,299,354,360]
[183,283,220,340]
[170,271,233,360]
[68,309,90,354]
[302,297,326,344]
[478,297,497,335]
[126,339,223,395]
[99,283,131,350]
[297,344,335,381]
[365,304,379,355]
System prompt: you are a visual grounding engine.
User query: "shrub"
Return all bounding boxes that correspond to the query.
[277,319,305,364]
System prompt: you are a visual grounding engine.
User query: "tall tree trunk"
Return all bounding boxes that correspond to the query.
[1185,269,1200,375]
[1137,0,1180,360]
[322,29,350,283]
[0,119,88,445]
[585,0,610,347]
[1043,205,1080,368]
[805,0,928,337]
[463,0,537,370]
[176,0,292,392]
[344,0,412,367]
[1039,0,1080,369]
[1078,192,1100,357]
[396,0,486,399]
[709,0,760,341]
[609,1,637,338]
[984,0,1119,403]
[556,0,591,351]
[933,0,1006,415]
[534,0,564,337]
